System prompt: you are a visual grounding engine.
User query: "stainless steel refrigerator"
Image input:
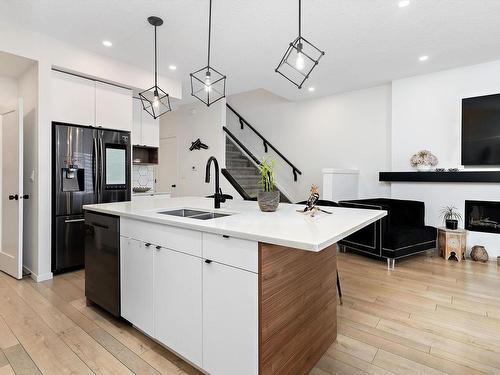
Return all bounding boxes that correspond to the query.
[52,123,131,273]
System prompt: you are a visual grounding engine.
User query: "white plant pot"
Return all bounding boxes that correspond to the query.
[417,165,432,172]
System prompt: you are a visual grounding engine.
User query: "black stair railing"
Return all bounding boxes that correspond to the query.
[226,104,302,181]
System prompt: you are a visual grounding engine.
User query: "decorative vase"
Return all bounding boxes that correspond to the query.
[445,219,458,230]
[257,191,280,212]
[470,245,489,262]
[417,165,432,172]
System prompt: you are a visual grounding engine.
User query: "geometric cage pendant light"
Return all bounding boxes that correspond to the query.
[275,0,325,89]
[139,16,172,119]
[190,0,227,107]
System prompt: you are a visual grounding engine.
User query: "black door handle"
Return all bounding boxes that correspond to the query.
[171,184,176,188]
[145,243,151,247]
[205,259,212,264]
[155,245,161,250]
[8,194,18,201]
[21,195,29,200]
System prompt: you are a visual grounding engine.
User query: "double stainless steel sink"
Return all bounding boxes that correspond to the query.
[158,209,231,220]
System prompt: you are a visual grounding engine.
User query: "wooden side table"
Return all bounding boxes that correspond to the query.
[438,227,466,262]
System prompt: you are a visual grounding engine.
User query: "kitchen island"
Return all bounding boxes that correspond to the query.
[84,197,386,375]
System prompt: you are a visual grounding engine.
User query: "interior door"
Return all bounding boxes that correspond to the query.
[157,137,177,195]
[0,99,24,279]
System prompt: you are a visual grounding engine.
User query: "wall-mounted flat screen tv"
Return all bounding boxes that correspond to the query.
[462,93,500,166]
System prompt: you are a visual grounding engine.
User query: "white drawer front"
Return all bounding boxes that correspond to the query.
[203,233,258,273]
[121,218,202,257]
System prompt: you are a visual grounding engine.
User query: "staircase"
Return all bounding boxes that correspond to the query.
[224,137,290,202]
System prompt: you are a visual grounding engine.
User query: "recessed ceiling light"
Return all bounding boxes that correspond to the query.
[398,0,410,7]
[102,40,113,47]
[419,55,429,62]
[169,65,177,71]
[308,87,315,92]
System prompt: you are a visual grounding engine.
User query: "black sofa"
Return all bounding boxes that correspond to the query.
[338,198,437,269]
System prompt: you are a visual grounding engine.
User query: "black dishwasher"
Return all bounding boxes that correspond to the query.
[84,211,121,317]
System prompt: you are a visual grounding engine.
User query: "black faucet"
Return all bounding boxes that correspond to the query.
[205,156,226,209]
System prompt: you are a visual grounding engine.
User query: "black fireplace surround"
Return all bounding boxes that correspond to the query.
[465,200,500,234]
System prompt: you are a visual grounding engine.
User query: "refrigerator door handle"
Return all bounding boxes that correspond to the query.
[99,136,104,202]
[93,137,98,197]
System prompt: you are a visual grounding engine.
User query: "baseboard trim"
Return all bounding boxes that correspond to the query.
[30,271,53,282]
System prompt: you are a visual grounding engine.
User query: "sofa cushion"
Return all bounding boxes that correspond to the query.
[383,225,437,250]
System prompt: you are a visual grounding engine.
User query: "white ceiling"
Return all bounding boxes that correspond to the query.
[0,51,35,78]
[2,0,500,102]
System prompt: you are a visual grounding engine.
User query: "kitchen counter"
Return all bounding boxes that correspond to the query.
[83,196,385,252]
[83,196,386,375]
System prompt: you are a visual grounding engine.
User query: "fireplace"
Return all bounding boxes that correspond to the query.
[465,200,500,234]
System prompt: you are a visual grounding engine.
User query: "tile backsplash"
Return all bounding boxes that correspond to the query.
[132,165,155,190]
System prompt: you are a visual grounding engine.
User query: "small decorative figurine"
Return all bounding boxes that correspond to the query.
[297,185,332,217]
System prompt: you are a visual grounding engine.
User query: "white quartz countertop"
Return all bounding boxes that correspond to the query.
[83,197,386,252]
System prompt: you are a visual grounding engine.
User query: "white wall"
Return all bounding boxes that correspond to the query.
[159,99,240,200]
[227,86,392,202]
[0,77,18,112]
[392,60,500,258]
[0,24,183,281]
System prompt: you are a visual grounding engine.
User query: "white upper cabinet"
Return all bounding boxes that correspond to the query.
[141,109,160,147]
[51,70,96,126]
[132,98,160,147]
[95,81,132,131]
[51,70,133,131]
[132,99,142,146]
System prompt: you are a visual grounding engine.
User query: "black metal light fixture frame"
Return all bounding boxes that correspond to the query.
[275,0,325,89]
[139,16,172,119]
[190,0,227,107]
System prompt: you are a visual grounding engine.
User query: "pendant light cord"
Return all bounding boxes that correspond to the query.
[207,0,212,68]
[298,0,301,38]
[154,25,158,87]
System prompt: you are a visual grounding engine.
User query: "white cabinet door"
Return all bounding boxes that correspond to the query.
[120,237,154,336]
[203,261,258,375]
[51,70,95,126]
[154,248,202,367]
[141,110,160,147]
[95,82,132,131]
[132,98,142,146]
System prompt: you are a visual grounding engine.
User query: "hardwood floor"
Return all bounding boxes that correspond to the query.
[0,250,499,374]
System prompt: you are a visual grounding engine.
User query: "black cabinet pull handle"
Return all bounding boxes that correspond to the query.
[22,194,29,199]
[8,194,18,201]
[222,235,230,239]
[156,245,161,250]
[205,259,212,264]
[145,243,151,247]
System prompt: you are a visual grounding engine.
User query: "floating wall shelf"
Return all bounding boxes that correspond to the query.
[379,171,500,183]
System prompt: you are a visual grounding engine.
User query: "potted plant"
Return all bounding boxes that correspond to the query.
[257,158,280,212]
[440,206,462,230]
[410,150,438,171]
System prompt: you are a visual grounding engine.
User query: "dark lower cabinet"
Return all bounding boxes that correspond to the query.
[54,215,86,273]
[84,211,120,317]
